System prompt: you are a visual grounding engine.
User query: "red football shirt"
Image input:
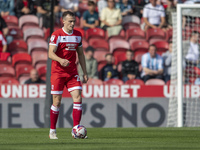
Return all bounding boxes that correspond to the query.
[49,28,82,76]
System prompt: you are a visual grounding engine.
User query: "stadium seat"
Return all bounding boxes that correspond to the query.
[106,29,125,40]
[130,41,149,52]
[146,28,166,44]
[12,53,32,69]
[82,39,89,51]
[87,78,103,85]
[22,25,40,32]
[145,79,165,85]
[122,15,140,29]
[27,39,48,54]
[125,79,145,85]
[32,51,48,68]
[109,39,130,53]
[94,51,109,63]
[153,41,169,52]
[8,26,23,39]
[0,64,15,77]
[23,28,44,41]
[98,61,107,72]
[0,77,19,84]
[78,2,88,16]
[38,66,47,78]
[19,15,39,28]
[74,27,84,37]
[126,28,145,40]
[2,15,18,26]
[8,40,28,55]
[0,52,11,61]
[85,28,105,40]
[113,50,127,65]
[134,51,146,64]
[89,38,109,51]
[104,79,124,85]
[16,65,33,80]
[166,29,173,42]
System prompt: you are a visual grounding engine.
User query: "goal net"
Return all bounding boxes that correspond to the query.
[167,4,200,127]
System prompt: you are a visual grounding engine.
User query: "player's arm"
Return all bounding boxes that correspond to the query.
[77,46,88,83]
[48,45,69,67]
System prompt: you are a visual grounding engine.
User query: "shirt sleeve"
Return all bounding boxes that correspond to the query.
[141,54,148,68]
[100,8,106,21]
[143,6,148,18]
[49,33,59,46]
[160,5,165,17]
[158,57,164,70]
[118,9,122,20]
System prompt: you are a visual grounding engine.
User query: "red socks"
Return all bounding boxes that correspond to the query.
[73,102,82,127]
[50,105,59,130]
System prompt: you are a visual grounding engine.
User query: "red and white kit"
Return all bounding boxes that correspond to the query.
[49,28,82,94]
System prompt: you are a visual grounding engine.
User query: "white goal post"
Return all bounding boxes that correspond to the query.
[167,4,200,127]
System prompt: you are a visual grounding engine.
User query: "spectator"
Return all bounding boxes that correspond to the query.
[162,41,172,83]
[0,0,15,17]
[101,0,122,37]
[115,0,121,9]
[166,0,176,30]
[78,46,98,81]
[120,0,133,17]
[0,31,7,53]
[122,50,139,82]
[59,0,79,17]
[133,0,149,18]
[82,1,99,30]
[36,0,60,28]
[185,31,200,65]
[24,69,45,84]
[101,53,119,81]
[0,16,13,44]
[98,0,107,17]
[141,44,164,82]
[15,0,36,18]
[143,0,165,31]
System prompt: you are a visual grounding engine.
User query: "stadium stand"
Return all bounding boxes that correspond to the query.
[23,28,44,41]
[8,26,23,39]
[122,15,141,30]
[146,28,166,44]
[85,28,105,40]
[87,78,104,85]
[0,64,15,77]
[16,65,34,84]
[89,38,109,51]
[2,15,18,26]
[0,77,19,84]
[130,40,149,52]
[126,28,146,41]
[19,15,39,29]
[153,41,169,52]
[125,79,145,85]
[12,53,32,70]
[32,51,48,68]
[104,79,124,85]
[27,39,48,55]
[94,51,109,63]
[8,40,28,55]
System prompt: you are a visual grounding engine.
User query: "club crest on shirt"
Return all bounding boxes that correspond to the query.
[50,35,55,42]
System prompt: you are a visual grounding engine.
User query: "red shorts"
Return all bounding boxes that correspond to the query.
[51,73,82,95]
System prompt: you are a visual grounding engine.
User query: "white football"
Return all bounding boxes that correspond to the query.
[71,125,87,139]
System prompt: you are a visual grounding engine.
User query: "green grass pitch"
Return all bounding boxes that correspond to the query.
[0,128,200,150]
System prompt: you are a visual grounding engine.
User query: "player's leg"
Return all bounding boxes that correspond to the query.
[49,75,65,139]
[70,89,82,127]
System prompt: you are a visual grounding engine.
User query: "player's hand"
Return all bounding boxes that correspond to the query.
[59,59,70,67]
[82,74,88,83]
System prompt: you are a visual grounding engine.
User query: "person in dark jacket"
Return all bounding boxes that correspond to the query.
[122,50,139,82]
[15,0,36,18]
[101,53,119,81]
[24,69,45,84]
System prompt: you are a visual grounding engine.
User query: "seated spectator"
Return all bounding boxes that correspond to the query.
[166,0,176,30]
[98,0,107,17]
[185,31,199,66]
[143,0,165,31]
[59,0,79,17]
[83,1,99,30]
[78,46,98,81]
[36,0,60,28]
[100,0,122,37]
[120,0,133,17]
[0,16,12,44]
[101,53,119,81]
[0,0,15,17]
[115,0,121,9]
[24,69,45,84]
[15,0,36,18]
[141,44,164,82]
[122,50,139,82]
[162,41,172,83]
[0,31,7,53]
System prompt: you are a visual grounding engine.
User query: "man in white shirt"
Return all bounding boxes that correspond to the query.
[60,0,79,14]
[143,0,165,31]
[185,31,199,64]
